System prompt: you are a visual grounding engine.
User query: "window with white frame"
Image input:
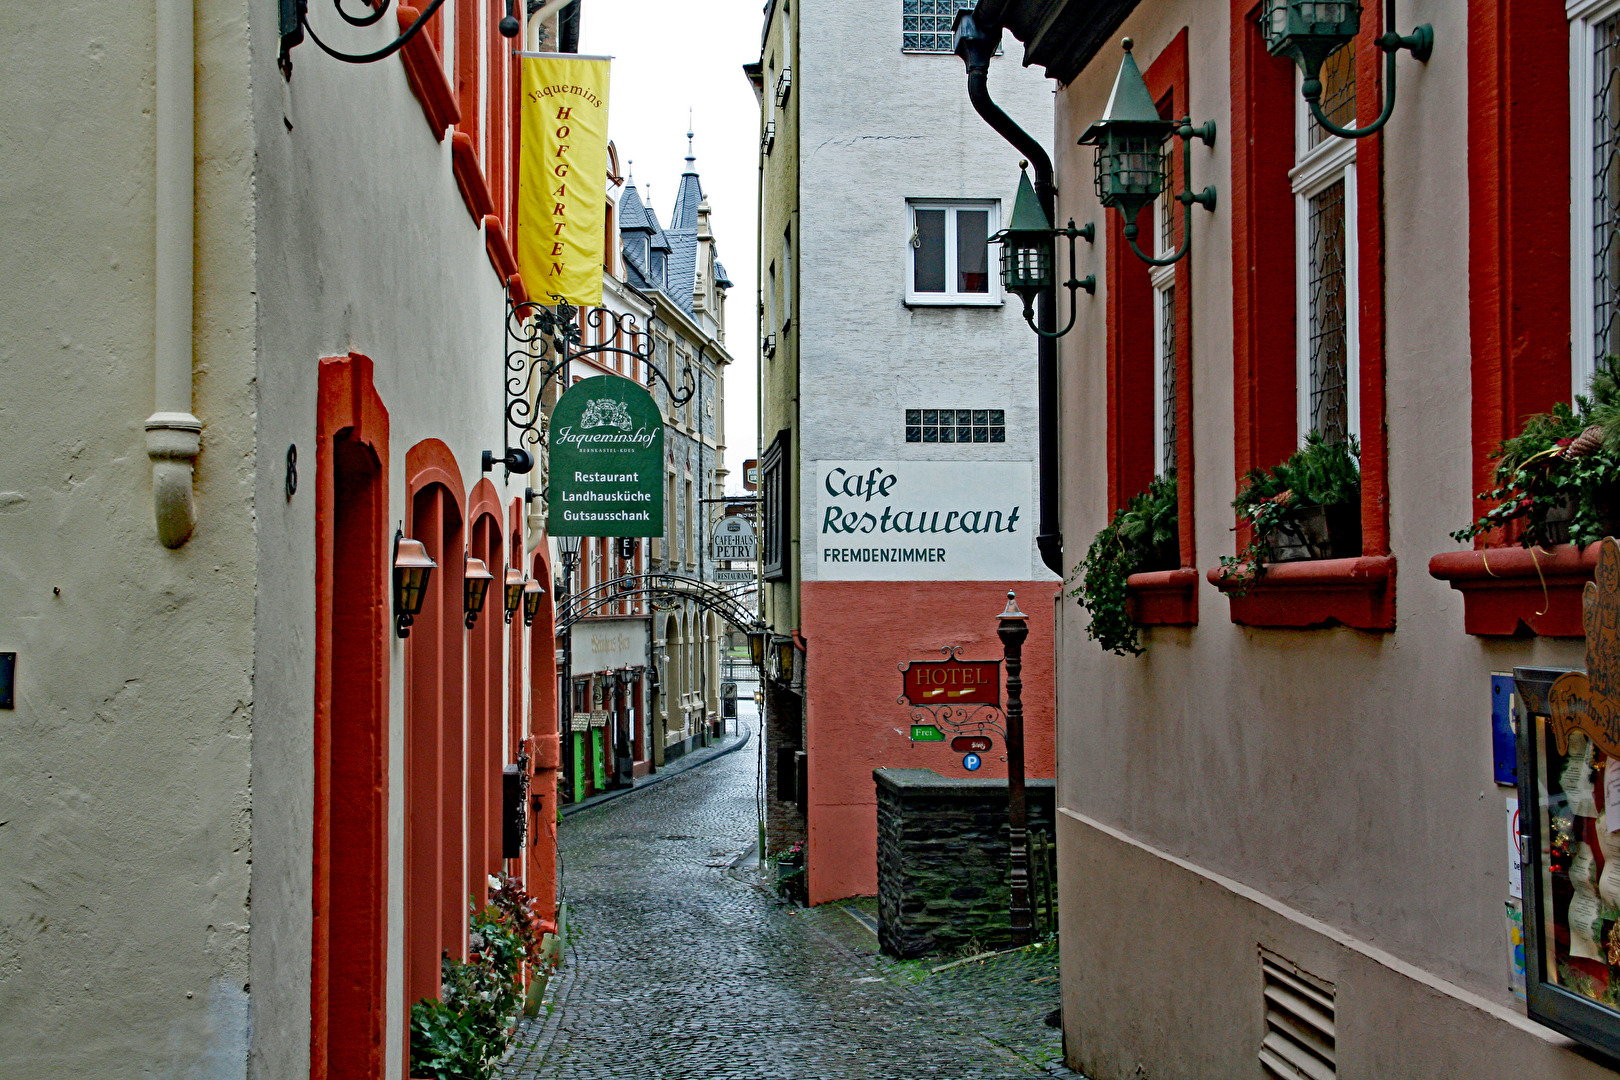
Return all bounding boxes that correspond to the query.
[1572,0,1620,392]
[1151,183,1177,475]
[1293,45,1359,445]
[902,0,974,53]
[782,225,794,328]
[907,200,1000,304]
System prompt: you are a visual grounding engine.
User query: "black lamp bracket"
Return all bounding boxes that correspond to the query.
[1124,117,1217,268]
[1300,1,1432,141]
[1012,220,1096,340]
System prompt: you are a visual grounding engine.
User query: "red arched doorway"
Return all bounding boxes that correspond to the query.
[404,440,466,1024]
[528,546,559,919]
[467,479,504,908]
[313,354,390,1080]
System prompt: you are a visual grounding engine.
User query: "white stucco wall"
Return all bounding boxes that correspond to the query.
[797,2,1058,583]
[0,1,257,1075]
[250,10,523,1079]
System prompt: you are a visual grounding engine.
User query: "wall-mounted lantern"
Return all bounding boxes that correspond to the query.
[771,635,797,684]
[748,630,767,671]
[504,567,527,625]
[992,165,1094,340]
[1079,39,1216,268]
[522,578,544,628]
[464,555,494,630]
[393,531,437,639]
[1260,0,1432,140]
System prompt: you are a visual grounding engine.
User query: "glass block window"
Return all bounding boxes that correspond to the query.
[902,0,974,53]
[1307,180,1350,444]
[905,409,1006,444]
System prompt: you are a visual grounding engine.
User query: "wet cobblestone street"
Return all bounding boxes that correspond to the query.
[502,720,1077,1080]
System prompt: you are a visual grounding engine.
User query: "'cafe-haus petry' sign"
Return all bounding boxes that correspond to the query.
[900,655,1001,708]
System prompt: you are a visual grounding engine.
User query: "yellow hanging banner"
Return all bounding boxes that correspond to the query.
[519,54,611,306]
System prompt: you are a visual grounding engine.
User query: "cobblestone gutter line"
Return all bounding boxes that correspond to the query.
[503,735,1085,1080]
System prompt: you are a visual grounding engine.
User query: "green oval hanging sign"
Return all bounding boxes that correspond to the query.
[548,375,664,537]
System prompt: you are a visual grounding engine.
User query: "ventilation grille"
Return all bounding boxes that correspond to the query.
[1260,954,1336,1080]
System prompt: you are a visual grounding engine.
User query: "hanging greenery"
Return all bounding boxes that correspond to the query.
[1068,474,1179,657]
[1215,432,1361,590]
[409,878,546,1080]
[1452,365,1620,549]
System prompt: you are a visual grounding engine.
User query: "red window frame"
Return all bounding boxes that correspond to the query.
[1213,0,1394,630]
[1106,30,1198,627]
[1428,0,1582,637]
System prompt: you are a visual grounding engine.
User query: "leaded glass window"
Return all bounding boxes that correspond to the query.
[1307,180,1350,443]
[902,0,974,53]
[1594,13,1620,375]
[1292,39,1358,445]
[905,409,1005,444]
[1157,285,1178,475]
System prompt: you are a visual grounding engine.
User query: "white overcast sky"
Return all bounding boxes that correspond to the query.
[580,0,762,494]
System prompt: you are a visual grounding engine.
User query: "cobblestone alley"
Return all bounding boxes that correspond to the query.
[502,716,1076,1080]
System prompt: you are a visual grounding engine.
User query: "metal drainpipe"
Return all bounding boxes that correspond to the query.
[958,14,1062,576]
[149,0,201,549]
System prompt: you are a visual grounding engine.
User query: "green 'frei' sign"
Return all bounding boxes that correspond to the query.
[548,375,664,537]
[909,725,946,742]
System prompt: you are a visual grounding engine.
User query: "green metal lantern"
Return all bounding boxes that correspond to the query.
[996,169,1055,309]
[1079,39,1174,239]
[1260,0,1359,80]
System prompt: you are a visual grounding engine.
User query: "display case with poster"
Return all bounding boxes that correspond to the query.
[1514,539,1620,1056]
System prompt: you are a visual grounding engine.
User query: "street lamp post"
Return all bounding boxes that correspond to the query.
[997,591,1032,946]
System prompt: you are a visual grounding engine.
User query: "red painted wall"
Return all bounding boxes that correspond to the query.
[312,354,390,1080]
[799,579,1059,904]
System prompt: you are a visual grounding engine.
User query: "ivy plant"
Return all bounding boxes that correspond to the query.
[1067,474,1179,657]
[1452,365,1620,549]
[1215,432,1361,590]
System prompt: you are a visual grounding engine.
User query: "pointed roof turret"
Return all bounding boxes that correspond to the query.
[671,124,705,230]
[1079,38,1171,146]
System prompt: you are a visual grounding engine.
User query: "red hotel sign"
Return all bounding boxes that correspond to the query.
[900,656,1001,708]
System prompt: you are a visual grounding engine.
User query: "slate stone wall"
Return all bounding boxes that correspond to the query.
[875,769,1057,959]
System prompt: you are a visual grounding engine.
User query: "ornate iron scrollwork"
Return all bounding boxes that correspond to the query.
[280,0,522,75]
[486,294,699,476]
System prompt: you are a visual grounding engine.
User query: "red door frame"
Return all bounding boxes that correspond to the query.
[527,546,560,922]
[312,354,391,1080]
[405,439,467,1026]
[468,479,505,908]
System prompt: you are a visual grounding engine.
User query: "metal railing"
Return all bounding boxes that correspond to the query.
[1029,829,1058,939]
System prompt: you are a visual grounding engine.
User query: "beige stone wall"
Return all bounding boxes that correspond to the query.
[0,0,258,1075]
[1050,1,1603,1076]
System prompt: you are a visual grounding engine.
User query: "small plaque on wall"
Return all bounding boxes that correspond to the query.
[0,652,13,709]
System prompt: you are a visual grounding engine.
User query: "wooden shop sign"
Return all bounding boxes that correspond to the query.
[900,655,1000,708]
[1550,538,1620,756]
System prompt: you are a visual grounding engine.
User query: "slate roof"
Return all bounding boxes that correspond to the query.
[613,142,730,319]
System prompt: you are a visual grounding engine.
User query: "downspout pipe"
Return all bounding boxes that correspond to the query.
[149,0,201,548]
[956,13,1062,576]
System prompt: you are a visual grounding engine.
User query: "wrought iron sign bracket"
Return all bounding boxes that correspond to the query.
[280,0,522,77]
[485,293,698,478]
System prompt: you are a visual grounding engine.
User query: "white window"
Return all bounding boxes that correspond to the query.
[1572,0,1620,391]
[1292,45,1359,445]
[1151,187,1177,476]
[766,263,777,338]
[906,200,1001,306]
[781,225,794,329]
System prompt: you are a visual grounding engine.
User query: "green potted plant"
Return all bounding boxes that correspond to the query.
[1217,432,1361,588]
[1069,474,1179,657]
[1452,366,1620,549]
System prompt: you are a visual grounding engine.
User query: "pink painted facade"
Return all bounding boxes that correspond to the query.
[800,581,1059,903]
